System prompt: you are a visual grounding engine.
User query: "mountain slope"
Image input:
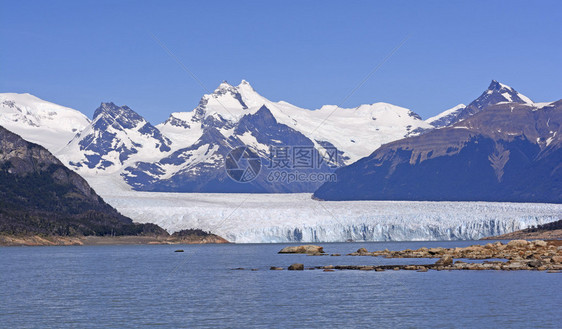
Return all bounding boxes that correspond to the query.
[0,125,166,236]
[0,93,90,153]
[425,104,466,128]
[313,99,562,202]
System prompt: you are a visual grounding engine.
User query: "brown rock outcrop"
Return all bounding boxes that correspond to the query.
[279,245,324,254]
[288,263,304,271]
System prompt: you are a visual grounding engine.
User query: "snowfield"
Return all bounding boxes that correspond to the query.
[87,177,562,243]
[0,93,90,154]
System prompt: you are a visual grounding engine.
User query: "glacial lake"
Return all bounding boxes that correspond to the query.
[1,241,561,328]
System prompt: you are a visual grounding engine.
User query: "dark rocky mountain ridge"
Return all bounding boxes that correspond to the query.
[448,80,533,125]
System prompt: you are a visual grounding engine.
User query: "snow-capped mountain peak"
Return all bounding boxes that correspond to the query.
[237,79,256,92]
[95,102,135,117]
[158,80,272,146]
[486,80,533,104]
[196,80,262,121]
[427,80,535,129]
[213,81,238,95]
[58,102,171,174]
[92,102,148,131]
[0,93,90,153]
[480,80,533,109]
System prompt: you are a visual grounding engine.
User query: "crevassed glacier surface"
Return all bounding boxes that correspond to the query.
[91,176,561,243]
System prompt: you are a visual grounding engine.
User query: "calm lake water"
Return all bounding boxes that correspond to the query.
[1,241,561,328]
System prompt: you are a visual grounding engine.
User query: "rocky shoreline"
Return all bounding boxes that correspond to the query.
[261,241,562,272]
[487,229,562,240]
[0,234,229,246]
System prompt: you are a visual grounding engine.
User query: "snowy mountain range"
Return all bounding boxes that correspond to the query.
[0,80,546,193]
[0,80,436,192]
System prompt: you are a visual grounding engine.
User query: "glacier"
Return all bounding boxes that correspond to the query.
[87,177,562,243]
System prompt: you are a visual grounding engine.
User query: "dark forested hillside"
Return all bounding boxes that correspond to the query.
[0,125,167,236]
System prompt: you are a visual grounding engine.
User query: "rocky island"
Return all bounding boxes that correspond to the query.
[269,240,562,272]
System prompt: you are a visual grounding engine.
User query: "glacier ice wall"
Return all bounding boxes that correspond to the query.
[97,188,561,243]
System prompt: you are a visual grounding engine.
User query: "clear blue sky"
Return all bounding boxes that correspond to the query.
[1,0,561,124]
